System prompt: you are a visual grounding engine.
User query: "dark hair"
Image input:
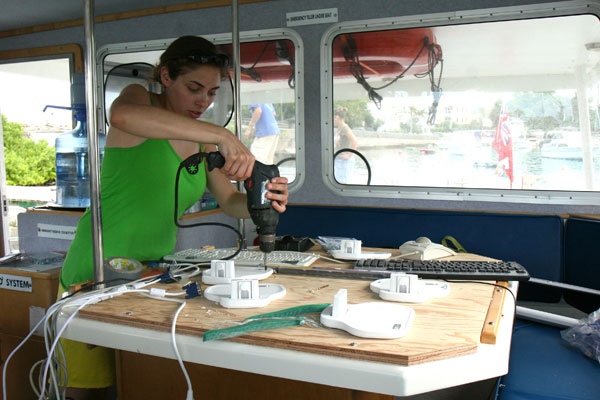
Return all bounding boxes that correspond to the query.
[334,106,348,119]
[152,36,229,85]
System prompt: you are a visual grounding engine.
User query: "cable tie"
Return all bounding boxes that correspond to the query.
[184,282,201,299]
[149,288,167,297]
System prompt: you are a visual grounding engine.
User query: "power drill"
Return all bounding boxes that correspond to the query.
[201,151,280,257]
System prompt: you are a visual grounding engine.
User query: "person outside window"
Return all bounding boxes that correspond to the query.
[57,36,289,399]
[244,103,280,165]
[333,106,359,183]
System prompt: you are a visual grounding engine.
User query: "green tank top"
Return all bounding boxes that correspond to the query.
[60,139,206,288]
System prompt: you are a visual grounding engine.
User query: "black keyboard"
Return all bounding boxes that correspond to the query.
[353,259,530,281]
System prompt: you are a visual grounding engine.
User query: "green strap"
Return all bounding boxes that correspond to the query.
[441,235,468,253]
[203,303,331,342]
[203,317,304,342]
[245,303,330,321]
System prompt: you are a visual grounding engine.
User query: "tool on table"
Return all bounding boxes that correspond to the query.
[181,151,280,267]
[203,303,330,341]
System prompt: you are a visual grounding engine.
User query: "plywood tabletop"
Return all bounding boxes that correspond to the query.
[78,271,495,366]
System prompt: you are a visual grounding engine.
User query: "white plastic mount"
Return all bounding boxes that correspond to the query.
[320,289,415,339]
[202,259,273,285]
[370,273,450,303]
[329,239,391,260]
[203,279,286,308]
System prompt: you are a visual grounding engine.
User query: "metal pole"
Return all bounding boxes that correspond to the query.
[575,65,594,190]
[84,0,104,285]
[232,0,247,249]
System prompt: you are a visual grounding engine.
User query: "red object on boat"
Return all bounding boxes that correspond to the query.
[219,40,295,83]
[332,28,441,78]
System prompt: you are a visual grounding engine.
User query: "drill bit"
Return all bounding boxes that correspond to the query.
[263,252,268,270]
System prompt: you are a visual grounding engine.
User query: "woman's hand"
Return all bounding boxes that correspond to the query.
[216,129,255,181]
[266,177,289,213]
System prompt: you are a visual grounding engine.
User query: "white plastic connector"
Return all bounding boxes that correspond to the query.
[230,279,259,300]
[131,281,148,289]
[211,260,235,278]
[149,287,167,297]
[332,288,348,318]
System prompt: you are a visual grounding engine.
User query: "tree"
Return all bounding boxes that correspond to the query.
[2,115,56,185]
[334,99,382,130]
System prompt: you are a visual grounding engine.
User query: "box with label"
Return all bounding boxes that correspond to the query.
[0,264,61,338]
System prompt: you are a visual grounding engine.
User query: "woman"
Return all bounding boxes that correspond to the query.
[333,106,358,183]
[59,35,289,399]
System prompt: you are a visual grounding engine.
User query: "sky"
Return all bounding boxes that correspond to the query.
[0,59,71,126]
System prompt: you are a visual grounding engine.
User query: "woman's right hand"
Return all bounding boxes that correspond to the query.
[215,129,255,181]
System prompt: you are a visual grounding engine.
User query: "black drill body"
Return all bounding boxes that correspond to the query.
[202,152,280,253]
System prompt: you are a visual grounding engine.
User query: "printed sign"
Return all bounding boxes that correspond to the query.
[0,273,32,292]
[37,223,76,240]
[286,8,338,27]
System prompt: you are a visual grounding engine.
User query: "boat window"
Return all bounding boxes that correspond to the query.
[0,57,72,252]
[100,31,302,186]
[324,12,600,204]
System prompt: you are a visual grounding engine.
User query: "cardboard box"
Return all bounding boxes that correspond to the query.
[0,332,48,400]
[0,265,60,338]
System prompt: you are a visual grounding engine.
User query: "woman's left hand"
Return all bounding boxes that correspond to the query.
[266,177,289,213]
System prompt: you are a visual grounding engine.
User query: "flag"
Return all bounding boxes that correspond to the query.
[492,105,514,187]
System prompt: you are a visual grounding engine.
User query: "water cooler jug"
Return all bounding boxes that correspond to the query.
[44,104,106,208]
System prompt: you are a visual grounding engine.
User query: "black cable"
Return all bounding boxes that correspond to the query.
[240,42,271,83]
[341,34,443,115]
[443,280,517,304]
[275,40,296,89]
[103,62,155,127]
[275,156,296,168]
[443,280,518,323]
[333,148,372,185]
[173,155,243,261]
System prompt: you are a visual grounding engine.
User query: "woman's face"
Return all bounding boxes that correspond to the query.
[161,64,221,119]
[334,114,343,127]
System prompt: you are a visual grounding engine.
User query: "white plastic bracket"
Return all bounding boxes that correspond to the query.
[370,273,451,303]
[202,260,273,285]
[203,281,286,308]
[332,288,348,317]
[320,288,415,339]
[389,273,419,294]
[231,279,260,300]
[212,260,235,278]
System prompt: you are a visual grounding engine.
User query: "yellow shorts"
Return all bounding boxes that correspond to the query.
[57,285,116,389]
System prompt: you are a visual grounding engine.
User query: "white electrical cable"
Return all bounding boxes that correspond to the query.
[5,280,194,400]
[139,291,194,399]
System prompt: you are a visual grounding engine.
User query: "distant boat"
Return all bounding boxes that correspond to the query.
[541,139,584,160]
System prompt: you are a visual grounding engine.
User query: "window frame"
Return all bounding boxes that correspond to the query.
[96,28,305,193]
[320,1,600,205]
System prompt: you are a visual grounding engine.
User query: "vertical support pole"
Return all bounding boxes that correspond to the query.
[84,0,104,285]
[575,65,594,190]
[232,0,247,249]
